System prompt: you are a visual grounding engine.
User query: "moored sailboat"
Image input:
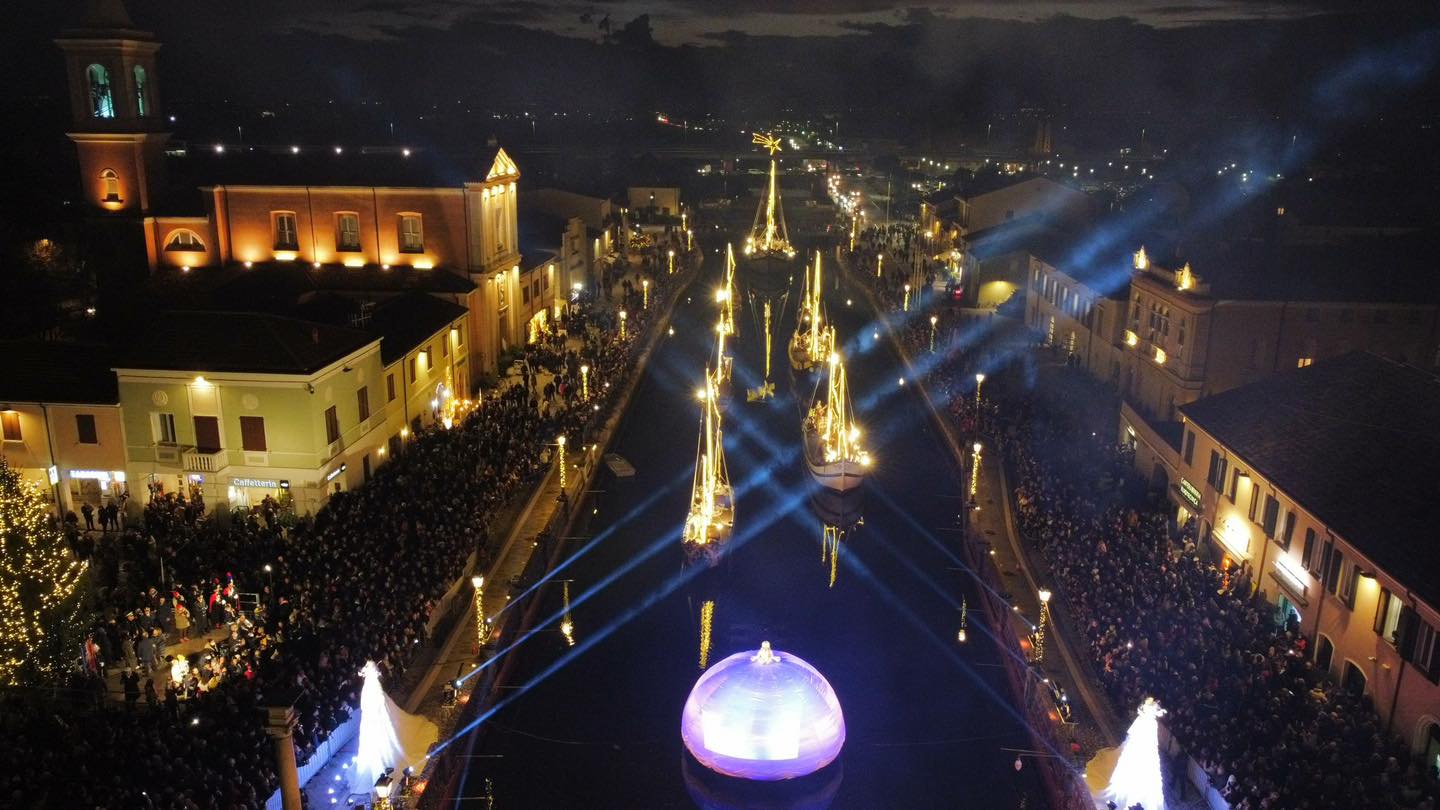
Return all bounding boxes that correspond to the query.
[803,351,871,492]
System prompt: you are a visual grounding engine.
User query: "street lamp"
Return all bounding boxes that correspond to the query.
[374,774,393,810]
[1034,588,1052,663]
[580,364,590,400]
[876,252,883,278]
[618,309,628,340]
[643,278,650,310]
[969,441,982,503]
[903,283,911,312]
[668,249,675,275]
[557,435,567,490]
[471,575,486,651]
[975,372,985,408]
[929,314,938,353]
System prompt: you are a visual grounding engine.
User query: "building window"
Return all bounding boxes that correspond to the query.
[1206,450,1227,490]
[357,386,370,422]
[324,406,340,445]
[1261,494,1280,538]
[86,64,115,119]
[133,65,149,117]
[75,414,98,445]
[239,416,267,452]
[409,356,418,383]
[1248,480,1262,521]
[1405,619,1439,682]
[337,213,361,252]
[1228,469,1242,502]
[1375,588,1403,645]
[1278,510,1296,550]
[424,345,432,370]
[273,212,299,250]
[1340,565,1359,608]
[387,373,396,402]
[1301,528,1318,573]
[1321,542,1343,596]
[1297,357,1313,368]
[1,411,21,441]
[1182,430,1195,465]
[165,230,205,252]
[152,412,177,445]
[399,214,424,253]
[100,169,122,203]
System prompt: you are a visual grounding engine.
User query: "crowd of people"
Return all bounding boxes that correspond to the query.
[882,280,1439,807]
[0,233,695,809]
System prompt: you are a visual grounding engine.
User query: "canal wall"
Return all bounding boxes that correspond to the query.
[838,250,1098,810]
[415,252,706,807]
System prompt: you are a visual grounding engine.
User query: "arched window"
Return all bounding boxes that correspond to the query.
[1315,634,1334,673]
[100,169,121,202]
[86,64,115,119]
[133,65,149,117]
[165,230,205,252]
[1342,659,1367,696]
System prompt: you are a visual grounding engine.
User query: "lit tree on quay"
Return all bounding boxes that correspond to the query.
[0,457,87,685]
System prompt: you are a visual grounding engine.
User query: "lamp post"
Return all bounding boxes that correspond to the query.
[618,309,627,340]
[471,575,486,650]
[580,364,590,400]
[557,435,567,490]
[975,372,985,409]
[929,314,938,353]
[667,249,675,275]
[643,278,650,310]
[687,228,693,251]
[876,252,883,278]
[374,773,394,810]
[903,283,911,312]
[1034,588,1052,664]
[969,441,982,504]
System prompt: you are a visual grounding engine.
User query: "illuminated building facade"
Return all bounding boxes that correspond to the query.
[114,300,466,515]
[1175,353,1440,766]
[53,2,581,380]
[1117,251,1440,506]
[55,0,168,214]
[0,342,129,516]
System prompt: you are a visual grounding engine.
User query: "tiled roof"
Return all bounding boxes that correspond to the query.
[120,312,375,375]
[1180,352,1440,607]
[365,293,468,366]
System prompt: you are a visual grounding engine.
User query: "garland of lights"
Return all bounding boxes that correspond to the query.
[0,458,88,685]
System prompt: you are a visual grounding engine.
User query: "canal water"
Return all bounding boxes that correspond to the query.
[464,242,1044,809]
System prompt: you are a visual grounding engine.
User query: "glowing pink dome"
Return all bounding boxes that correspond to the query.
[681,642,846,781]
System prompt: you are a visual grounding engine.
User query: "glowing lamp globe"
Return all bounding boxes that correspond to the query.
[681,642,845,781]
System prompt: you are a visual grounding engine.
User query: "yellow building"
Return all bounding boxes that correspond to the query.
[1177,352,1440,766]
[0,342,129,516]
[115,301,466,516]
[1118,245,1440,499]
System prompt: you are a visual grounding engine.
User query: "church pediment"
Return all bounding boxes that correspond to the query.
[485,148,519,181]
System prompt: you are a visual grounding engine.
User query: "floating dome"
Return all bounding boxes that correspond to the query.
[681,642,846,781]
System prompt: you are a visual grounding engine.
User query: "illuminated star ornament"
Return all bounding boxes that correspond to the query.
[681,641,845,781]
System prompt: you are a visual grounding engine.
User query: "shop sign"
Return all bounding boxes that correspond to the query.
[69,469,126,483]
[1179,479,1201,508]
[324,463,347,482]
[47,465,59,485]
[233,478,280,489]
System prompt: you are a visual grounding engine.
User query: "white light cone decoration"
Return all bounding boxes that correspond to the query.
[350,660,441,794]
[1103,697,1167,810]
[681,642,845,781]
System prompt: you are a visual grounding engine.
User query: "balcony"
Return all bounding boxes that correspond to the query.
[183,448,228,473]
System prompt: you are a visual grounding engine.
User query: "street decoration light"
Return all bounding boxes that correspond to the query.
[618,309,628,340]
[471,576,486,651]
[929,314,938,353]
[975,372,985,408]
[580,364,590,400]
[1034,588,1052,663]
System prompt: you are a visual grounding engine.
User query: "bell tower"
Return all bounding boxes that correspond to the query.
[55,0,169,214]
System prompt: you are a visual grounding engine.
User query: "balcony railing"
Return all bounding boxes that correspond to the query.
[183,448,228,473]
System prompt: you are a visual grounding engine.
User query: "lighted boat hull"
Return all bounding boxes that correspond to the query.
[803,430,866,492]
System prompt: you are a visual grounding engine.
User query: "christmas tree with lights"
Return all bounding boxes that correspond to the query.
[0,457,87,685]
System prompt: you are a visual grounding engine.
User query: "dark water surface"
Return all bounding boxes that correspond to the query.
[463,244,1044,809]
